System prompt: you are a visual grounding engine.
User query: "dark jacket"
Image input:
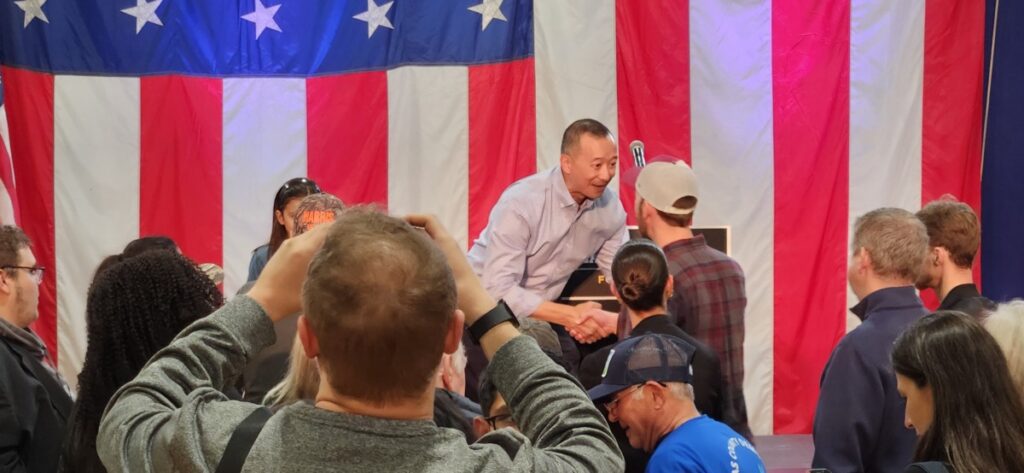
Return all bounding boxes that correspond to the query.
[937,283,995,319]
[0,335,73,473]
[579,314,731,473]
[812,286,925,473]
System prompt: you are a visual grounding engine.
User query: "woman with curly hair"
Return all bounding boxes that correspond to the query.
[893,310,1024,473]
[59,250,223,473]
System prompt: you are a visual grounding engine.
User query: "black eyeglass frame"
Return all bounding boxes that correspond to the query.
[484,412,514,430]
[1,265,46,283]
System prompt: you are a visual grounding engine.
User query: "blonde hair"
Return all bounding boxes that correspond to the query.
[985,300,1024,403]
[263,335,320,408]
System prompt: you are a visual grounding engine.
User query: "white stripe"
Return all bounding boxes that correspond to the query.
[534,0,618,171]
[0,104,14,226]
[222,79,308,296]
[0,184,14,226]
[53,76,141,388]
[690,0,775,435]
[386,66,469,249]
[0,104,10,159]
[0,105,15,225]
[847,0,925,329]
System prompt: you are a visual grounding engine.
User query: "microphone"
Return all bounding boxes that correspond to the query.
[629,140,645,168]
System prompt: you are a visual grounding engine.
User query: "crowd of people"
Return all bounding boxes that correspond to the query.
[0,118,1021,472]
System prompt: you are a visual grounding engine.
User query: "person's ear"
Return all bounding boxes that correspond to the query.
[858,247,873,273]
[609,281,620,300]
[664,275,675,299]
[443,309,465,355]
[275,209,286,226]
[648,382,668,410]
[297,315,320,359]
[473,416,492,438]
[0,270,12,296]
[560,152,573,175]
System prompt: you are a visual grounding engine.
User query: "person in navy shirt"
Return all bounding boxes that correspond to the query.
[812,208,931,473]
[588,333,765,472]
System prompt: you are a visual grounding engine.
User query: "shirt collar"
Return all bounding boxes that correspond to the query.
[549,166,595,210]
[850,286,922,321]
[663,234,707,251]
[938,283,981,311]
[631,314,671,334]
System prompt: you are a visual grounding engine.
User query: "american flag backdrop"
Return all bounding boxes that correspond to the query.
[0,0,984,435]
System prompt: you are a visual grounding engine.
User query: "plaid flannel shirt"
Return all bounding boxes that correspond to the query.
[620,234,751,439]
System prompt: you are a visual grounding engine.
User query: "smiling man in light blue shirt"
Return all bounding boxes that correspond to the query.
[467,118,628,347]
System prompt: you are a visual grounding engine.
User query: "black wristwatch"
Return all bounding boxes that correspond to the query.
[467,300,519,344]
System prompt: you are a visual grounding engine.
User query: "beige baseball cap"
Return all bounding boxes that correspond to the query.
[631,156,699,215]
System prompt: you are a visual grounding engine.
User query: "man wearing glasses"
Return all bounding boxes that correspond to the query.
[588,334,765,472]
[472,369,516,438]
[0,225,73,473]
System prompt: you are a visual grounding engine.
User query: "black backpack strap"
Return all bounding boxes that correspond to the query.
[215,406,273,473]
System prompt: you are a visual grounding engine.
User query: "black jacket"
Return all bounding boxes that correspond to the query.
[579,315,732,473]
[938,283,995,319]
[0,335,73,473]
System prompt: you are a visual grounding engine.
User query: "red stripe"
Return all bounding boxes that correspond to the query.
[468,59,536,243]
[2,67,57,359]
[922,0,985,303]
[615,0,691,224]
[772,2,851,434]
[0,138,20,225]
[307,73,389,208]
[140,76,223,266]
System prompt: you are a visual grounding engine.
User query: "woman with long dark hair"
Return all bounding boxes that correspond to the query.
[893,310,1024,472]
[246,177,321,281]
[59,251,223,473]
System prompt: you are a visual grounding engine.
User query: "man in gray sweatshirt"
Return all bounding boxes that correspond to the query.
[97,209,623,472]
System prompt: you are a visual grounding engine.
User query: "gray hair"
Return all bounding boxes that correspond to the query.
[852,207,929,281]
[985,300,1024,403]
[632,382,693,401]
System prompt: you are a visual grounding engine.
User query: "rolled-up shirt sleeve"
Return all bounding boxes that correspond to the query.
[595,225,628,282]
[479,202,545,320]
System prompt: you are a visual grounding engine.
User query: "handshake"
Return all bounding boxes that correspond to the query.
[566,301,618,344]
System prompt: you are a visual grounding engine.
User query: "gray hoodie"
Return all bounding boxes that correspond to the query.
[97,296,624,472]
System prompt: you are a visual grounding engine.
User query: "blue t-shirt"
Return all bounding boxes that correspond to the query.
[646,415,765,473]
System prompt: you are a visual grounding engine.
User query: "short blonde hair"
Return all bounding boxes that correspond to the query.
[852,208,929,281]
[985,300,1024,403]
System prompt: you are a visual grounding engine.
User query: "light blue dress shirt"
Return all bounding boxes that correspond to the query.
[467,167,628,320]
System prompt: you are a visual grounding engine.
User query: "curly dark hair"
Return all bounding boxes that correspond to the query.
[92,236,179,282]
[59,250,223,473]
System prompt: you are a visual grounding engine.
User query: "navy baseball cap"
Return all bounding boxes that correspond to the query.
[587,334,697,402]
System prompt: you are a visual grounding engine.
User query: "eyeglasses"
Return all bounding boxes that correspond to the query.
[604,384,644,412]
[484,413,515,430]
[2,266,45,284]
[603,381,667,412]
